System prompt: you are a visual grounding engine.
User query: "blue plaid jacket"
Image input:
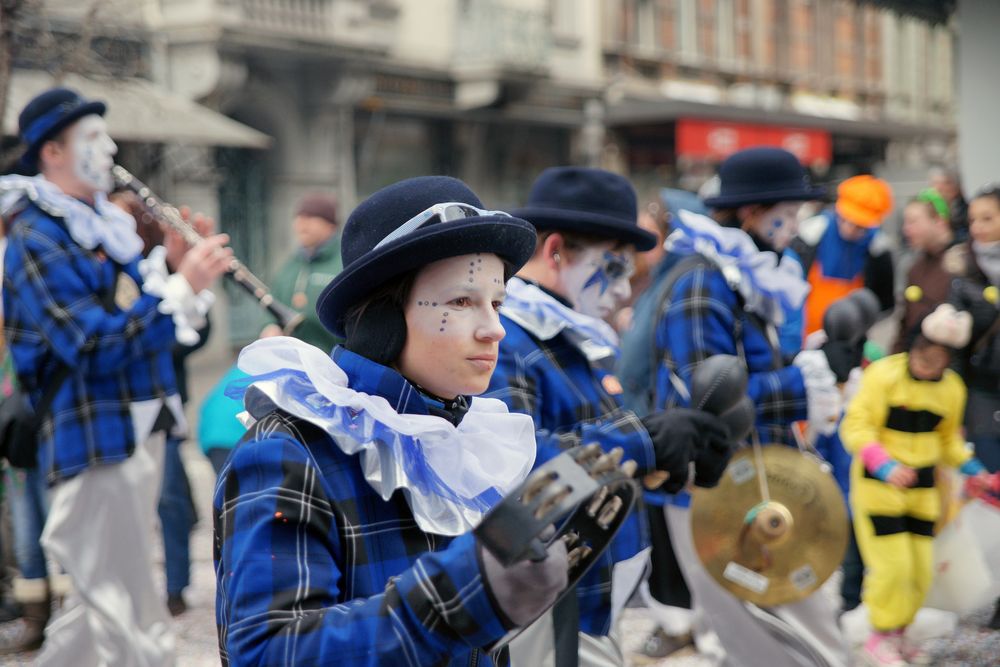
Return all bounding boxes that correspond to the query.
[214,346,510,667]
[486,314,653,637]
[653,253,808,443]
[2,199,177,484]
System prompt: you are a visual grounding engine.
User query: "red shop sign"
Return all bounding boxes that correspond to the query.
[676,118,832,166]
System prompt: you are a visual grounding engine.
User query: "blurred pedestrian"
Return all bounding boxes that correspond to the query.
[197,364,248,475]
[893,189,955,353]
[259,193,343,351]
[929,166,969,243]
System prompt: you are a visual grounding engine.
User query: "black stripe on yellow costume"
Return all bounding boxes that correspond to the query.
[867,514,936,537]
[885,406,943,433]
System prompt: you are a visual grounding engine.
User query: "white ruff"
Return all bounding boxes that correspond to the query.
[0,174,143,264]
[236,337,537,535]
[502,277,620,362]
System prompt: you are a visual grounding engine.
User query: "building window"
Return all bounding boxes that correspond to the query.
[551,0,579,43]
[656,0,677,54]
[697,0,717,65]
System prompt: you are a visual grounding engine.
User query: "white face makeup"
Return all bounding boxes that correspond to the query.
[397,253,507,399]
[557,242,636,319]
[755,201,803,251]
[69,115,117,194]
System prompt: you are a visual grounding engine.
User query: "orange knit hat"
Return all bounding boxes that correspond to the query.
[835,175,894,228]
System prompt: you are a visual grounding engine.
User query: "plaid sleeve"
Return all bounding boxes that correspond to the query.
[6,224,175,373]
[655,264,807,426]
[489,345,657,473]
[214,434,508,667]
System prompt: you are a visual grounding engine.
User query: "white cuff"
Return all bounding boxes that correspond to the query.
[139,246,215,345]
[793,350,841,436]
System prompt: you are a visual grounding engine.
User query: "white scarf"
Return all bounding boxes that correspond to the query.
[235,337,537,535]
[502,276,620,362]
[0,175,143,264]
[665,210,810,326]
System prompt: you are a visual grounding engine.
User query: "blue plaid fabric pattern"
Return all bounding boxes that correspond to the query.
[214,346,510,667]
[486,315,653,637]
[2,200,177,484]
[653,254,808,443]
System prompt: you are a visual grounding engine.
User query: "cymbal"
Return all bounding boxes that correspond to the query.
[690,446,848,607]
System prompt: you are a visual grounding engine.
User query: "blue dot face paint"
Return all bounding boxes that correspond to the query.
[560,245,636,319]
[756,202,803,250]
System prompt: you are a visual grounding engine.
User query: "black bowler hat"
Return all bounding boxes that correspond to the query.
[16,87,107,175]
[702,147,826,209]
[512,167,657,251]
[316,176,537,337]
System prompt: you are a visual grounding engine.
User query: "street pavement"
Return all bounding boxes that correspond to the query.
[0,442,997,666]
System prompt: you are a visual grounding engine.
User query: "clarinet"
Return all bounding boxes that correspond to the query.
[112,165,305,335]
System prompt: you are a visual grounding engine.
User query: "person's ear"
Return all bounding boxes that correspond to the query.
[39,140,67,169]
[541,232,566,272]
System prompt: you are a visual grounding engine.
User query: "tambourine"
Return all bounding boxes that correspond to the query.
[474,444,639,647]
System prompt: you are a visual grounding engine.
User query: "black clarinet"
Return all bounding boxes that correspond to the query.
[112,165,304,335]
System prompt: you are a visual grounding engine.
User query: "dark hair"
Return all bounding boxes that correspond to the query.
[535,229,630,257]
[342,270,418,366]
[972,184,1000,208]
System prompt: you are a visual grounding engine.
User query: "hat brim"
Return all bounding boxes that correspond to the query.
[317,215,537,337]
[703,185,827,210]
[835,200,886,228]
[19,101,107,175]
[511,206,657,251]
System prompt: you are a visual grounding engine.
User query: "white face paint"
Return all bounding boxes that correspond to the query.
[755,201,803,251]
[557,243,635,319]
[69,115,117,194]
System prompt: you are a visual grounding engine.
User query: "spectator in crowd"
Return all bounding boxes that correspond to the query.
[198,364,249,475]
[0,87,230,665]
[260,193,343,350]
[930,166,969,243]
[893,189,955,353]
[782,175,895,356]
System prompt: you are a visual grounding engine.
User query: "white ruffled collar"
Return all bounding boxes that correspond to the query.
[0,174,143,264]
[234,337,537,535]
[666,210,810,325]
[502,277,620,362]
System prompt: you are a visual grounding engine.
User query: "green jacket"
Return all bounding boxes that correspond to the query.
[269,234,344,352]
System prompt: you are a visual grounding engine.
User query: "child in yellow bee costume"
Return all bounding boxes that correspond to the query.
[841,304,992,667]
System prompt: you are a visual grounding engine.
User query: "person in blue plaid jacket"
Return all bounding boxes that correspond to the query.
[214,176,577,667]
[486,167,734,666]
[648,148,848,666]
[1,88,231,665]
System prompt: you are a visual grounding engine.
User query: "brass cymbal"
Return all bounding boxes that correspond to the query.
[690,446,848,607]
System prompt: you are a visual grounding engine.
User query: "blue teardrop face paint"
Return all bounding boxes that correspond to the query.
[757,202,803,250]
[560,244,636,319]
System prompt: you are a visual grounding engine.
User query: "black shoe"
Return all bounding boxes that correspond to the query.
[167,594,187,617]
[989,599,1000,631]
[0,600,48,655]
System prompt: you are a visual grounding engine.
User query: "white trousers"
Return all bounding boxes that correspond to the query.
[666,504,848,667]
[37,432,175,667]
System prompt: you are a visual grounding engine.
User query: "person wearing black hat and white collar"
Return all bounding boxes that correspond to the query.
[485,167,734,667]
[214,176,576,666]
[640,148,847,666]
[0,87,232,665]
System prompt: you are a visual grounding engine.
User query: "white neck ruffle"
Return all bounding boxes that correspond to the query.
[0,174,143,264]
[502,277,620,362]
[666,210,810,325]
[234,337,537,536]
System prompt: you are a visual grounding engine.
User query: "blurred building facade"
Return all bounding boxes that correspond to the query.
[3,0,956,347]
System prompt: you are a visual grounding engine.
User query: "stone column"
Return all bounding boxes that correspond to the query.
[957,0,1000,192]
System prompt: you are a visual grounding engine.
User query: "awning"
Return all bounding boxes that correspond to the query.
[677,118,832,167]
[3,70,271,149]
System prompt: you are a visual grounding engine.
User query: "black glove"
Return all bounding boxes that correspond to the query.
[640,408,733,492]
[820,339,863,384]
